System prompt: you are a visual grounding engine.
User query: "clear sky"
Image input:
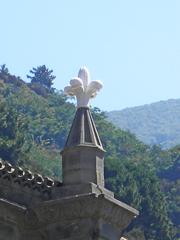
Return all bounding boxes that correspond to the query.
[0,0,179,111]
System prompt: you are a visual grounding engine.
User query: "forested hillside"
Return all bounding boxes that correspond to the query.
[107,100,180,149]
[0,65,179,240]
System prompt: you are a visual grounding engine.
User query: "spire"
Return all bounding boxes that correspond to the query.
[61,67,105,186]
[64,107,104,150]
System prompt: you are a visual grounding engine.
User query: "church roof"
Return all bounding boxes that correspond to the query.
[0,159,62,206]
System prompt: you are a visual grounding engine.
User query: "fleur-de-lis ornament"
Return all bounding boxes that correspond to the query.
[64,67,103,108]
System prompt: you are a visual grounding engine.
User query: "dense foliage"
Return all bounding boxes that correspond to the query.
[0,66,179,239]
[27,65,56,96]
[107,100,180,149]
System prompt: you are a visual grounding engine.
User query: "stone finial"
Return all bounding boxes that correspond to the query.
[64,67,103,108]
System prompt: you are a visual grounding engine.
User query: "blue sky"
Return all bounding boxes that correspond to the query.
[0,0,179,110]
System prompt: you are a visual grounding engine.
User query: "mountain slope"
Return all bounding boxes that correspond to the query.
[107,99,180,149]
[0,69,179,239]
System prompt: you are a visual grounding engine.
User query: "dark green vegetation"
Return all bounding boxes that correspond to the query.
[0,65,179,240]
[107,100,180,149]
[27,65,56,95]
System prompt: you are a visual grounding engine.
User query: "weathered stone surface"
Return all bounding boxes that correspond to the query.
[52,182,114,199]
[62,145,105,186]
[61,107,105,187]
[0,192,138,240]
[63,107,104,150]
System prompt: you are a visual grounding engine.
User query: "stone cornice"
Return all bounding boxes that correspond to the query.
[34,193,138,229]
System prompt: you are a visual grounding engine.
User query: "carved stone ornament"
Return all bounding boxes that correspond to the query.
[64,67,103,108]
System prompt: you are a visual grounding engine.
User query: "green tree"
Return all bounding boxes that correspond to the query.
[27,65,56,90]
[0,98,28,165]
[0,64,9,75]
